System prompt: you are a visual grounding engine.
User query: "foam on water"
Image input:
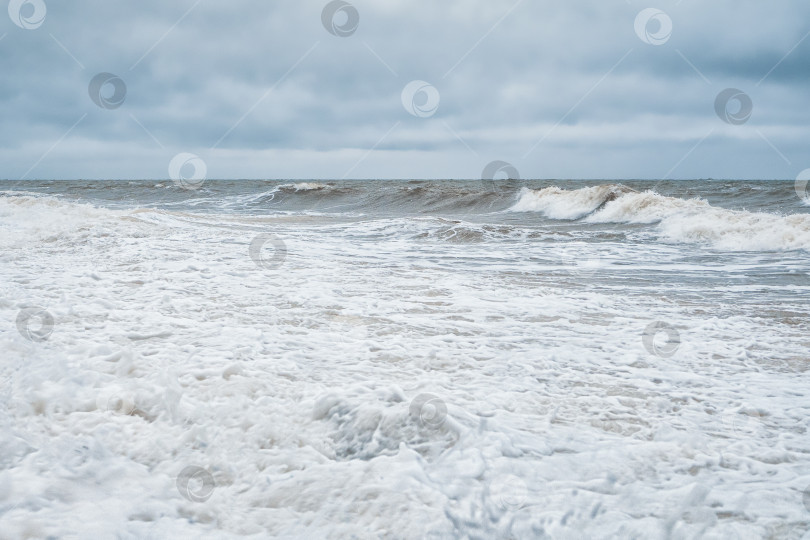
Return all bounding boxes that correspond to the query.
[512,186,810,251]
[1,184,809,538]
[279,182,330,192]
[508,184,635,219]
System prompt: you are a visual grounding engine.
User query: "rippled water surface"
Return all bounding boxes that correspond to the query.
[1,179,808,538]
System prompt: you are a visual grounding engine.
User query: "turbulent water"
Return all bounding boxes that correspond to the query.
[1,179,809,539]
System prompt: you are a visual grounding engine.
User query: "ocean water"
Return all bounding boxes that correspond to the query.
[0,179,809,539]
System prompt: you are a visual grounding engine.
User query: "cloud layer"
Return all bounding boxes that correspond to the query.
[1,0,808,180]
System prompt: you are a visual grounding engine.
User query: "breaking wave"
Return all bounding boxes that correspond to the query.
[5,181,810,252]
[509,184,636,219]
[511,186,810,251]
[278,182,330,192]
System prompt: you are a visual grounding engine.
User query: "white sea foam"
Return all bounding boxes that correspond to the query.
[511,186,810,251]
[509,184,633,219]
[0,194,129,248]
[280,182,330,191]
[1,190,808,538]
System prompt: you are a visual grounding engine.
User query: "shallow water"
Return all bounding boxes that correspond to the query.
[1,179,809,538]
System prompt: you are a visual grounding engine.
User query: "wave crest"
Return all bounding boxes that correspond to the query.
[278,182,330,192]
[510,185,810,251]
[510,184,634,219]
[587,191,710,224]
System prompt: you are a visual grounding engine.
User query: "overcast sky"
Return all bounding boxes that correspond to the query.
[1,0,808,180]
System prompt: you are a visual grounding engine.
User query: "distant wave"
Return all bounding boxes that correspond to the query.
[5,184,810,252]
[278,182,330,192]
[511,186,810,251]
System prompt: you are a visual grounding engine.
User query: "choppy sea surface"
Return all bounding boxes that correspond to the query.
[1,179,809,539]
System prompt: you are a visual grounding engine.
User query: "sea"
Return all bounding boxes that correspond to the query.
[1,179,809,539]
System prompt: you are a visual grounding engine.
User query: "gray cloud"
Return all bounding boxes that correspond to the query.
[1,0,808,180]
